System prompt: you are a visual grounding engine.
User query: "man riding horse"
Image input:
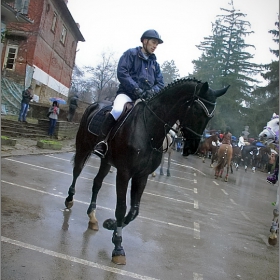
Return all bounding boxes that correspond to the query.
[94,29,165,158]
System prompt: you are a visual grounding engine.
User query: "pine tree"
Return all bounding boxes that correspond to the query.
[249,19,279,135]
[191,0,261,135]
[161,60,180,86]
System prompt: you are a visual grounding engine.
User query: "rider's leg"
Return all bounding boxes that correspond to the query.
[93,94,132,158]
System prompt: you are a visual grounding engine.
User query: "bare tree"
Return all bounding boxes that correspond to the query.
[85,52,118,101]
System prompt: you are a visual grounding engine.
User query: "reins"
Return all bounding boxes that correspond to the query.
[141,83,217,153]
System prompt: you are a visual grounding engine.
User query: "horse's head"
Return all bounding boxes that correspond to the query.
[259,113,279,145]
[180,82,230,156]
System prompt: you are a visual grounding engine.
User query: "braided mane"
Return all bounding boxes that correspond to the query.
[147,77,202,102]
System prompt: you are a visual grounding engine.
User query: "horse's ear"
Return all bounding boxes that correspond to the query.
[214,85,230,97]
[200,82,209,94]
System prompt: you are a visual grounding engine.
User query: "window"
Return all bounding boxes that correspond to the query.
[3,45,18,70]
[60,25,67,44]
[51,12,57,32]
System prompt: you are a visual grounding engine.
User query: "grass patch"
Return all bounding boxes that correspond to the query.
[1,136,10,140]
[38,139,60,144]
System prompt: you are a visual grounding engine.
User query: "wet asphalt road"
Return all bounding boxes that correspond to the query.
[1,151,279,280]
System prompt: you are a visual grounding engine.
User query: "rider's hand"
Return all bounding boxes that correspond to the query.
[134,88,144,99]
[144,89,155,99]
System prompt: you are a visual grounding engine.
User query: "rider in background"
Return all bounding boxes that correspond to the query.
[221,127,232,145]
[238,132,245,150]
[93,29,165,158]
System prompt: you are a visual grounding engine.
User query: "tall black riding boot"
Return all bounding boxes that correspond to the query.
[93,114,116,158]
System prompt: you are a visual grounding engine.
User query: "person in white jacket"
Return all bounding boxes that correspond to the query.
[238,133,245,150]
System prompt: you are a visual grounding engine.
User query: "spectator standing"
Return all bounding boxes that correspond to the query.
[67,95,79,122]
[18,86,33,123]
[268,153,276,174]
[48,101,60,137]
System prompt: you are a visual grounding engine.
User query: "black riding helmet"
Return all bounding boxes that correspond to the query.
[140,29,163,44]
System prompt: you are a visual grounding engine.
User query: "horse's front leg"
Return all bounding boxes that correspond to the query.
[87,159,111,231]
[166,151,171,176]
[160,154,164,175]
[103,172,130,264]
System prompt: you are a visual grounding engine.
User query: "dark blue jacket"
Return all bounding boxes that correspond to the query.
[116,46,164,100]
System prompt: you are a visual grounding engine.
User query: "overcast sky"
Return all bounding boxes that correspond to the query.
[67,0,279,79]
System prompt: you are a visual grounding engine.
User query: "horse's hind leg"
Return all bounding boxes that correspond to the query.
[65,148,91,209]
[87,159,111,231]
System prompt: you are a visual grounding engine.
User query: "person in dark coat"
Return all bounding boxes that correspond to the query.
[67,95,79,122]
[93,29,165,158]
[18,86,33,123]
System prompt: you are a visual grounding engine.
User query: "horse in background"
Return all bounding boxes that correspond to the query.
[259,113,279,146]
[214,143,233,182]
[152,132,173,177]
[197,134,219,163]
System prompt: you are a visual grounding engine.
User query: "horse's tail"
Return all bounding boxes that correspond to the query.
[215,146,228,171]
[72,103,99,168]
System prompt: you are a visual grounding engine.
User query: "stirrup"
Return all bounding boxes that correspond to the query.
[93,141,108,158]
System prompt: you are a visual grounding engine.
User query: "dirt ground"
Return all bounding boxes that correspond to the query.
[1,137,76,158]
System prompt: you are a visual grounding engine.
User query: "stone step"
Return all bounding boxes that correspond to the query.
[1,124,47,135]
[1,129,48,139]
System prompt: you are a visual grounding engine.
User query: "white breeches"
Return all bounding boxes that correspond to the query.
[110,94,132,120]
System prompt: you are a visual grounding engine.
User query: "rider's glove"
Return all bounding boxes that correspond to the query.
[134,88,144,99]
[143,89,155,99]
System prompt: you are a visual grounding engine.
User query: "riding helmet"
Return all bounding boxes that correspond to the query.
[140,30,163,44]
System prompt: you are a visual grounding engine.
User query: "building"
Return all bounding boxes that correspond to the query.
[1,0,85,111]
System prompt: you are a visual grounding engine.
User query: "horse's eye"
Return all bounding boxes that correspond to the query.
[277,122,279,125]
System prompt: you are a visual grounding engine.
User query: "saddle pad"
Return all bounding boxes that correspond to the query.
[88,104,112,136]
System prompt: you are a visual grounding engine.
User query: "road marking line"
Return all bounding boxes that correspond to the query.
[142,191,195,205]
[221,189,228,195]
[213,181,219,185]
[1,236,159,280]
[194,179,197,184]
[240,211,250,221]
[193,272,203,280]
[194,200,199,209]
[230,198,237,205]
[4,158,195,193]
[3,159,195,202]
[1,180,194,232]
[193,173,197,177]
[193,188,197,194]
[193,222,200,239]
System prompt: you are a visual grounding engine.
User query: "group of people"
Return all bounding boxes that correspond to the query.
[18,85,79,137]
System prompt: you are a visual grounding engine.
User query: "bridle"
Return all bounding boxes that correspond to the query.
[142,86,217,151]
[181,95,217,140]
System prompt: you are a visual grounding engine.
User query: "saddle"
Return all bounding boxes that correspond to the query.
[88,100,134,136]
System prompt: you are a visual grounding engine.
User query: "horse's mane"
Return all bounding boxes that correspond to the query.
[147,77,202,102]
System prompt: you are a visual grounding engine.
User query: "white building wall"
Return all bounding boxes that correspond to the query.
[33,65,69,97]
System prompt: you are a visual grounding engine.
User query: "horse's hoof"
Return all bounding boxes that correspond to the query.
[88,221,99,231]
[268,233,278,246]
[112,255,126,265]
[167,171,171,177]
[224,178,228,182]
[214,176,218,179]
[65,199,74,209]
[160,171,164,176]
[152,172,156,177]
[103,219,116,230]
[210,164,213,168]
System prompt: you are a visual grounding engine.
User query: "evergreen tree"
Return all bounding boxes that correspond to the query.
[161,60,180,86]
[191,0,261,135]
[248,19,279,136]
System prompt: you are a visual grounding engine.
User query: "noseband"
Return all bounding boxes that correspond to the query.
[182,96,217,139]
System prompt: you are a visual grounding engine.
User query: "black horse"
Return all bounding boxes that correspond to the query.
[65,78,229,264]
